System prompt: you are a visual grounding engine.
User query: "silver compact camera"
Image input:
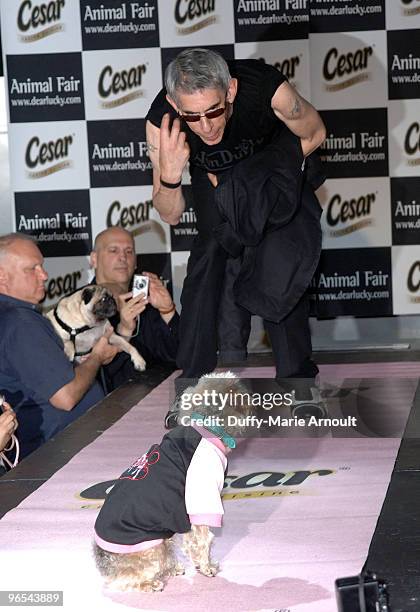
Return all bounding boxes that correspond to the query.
[132,274,149,298]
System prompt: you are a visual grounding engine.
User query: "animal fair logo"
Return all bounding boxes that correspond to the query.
[83,2,156,22]
[318,270,389,291]
[17,211,88,232]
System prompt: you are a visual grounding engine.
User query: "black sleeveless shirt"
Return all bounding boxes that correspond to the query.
[146,59,287,176]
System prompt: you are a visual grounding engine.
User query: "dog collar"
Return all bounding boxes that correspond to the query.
[74,348,93,358]
[190,412,236,449]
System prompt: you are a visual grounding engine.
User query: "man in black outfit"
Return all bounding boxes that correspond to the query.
[145,48,326,415]
[90,227,178,390]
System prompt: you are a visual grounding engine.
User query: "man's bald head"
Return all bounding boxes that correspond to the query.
[93,227,134,252]
[0,233,48,304]
[0,233,36,261]
[90,227,137,289]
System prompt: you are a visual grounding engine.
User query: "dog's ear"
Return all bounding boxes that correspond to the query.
[81,286,95,305]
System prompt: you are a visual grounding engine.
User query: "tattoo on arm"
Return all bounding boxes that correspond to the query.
[290,97,301,118]
[147,142,158,153]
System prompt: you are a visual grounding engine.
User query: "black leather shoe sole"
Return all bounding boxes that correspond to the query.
[291,403,327,420]
[164,410,179,430]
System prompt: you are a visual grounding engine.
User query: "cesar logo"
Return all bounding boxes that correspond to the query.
[323,46,373,82]
[17,0,65,33]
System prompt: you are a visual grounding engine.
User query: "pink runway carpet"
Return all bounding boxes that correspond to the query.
[0,363,419,612]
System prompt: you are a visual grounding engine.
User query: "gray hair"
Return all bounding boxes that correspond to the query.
[0,233,36,262]
[165,48,231,105]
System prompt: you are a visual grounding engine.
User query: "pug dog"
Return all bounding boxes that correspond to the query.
[45,285,146,371]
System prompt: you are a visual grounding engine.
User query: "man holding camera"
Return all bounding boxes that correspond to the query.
[90,227,179,390]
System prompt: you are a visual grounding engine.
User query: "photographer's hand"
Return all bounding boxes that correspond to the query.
[116,292,147,337]
[143,272,176,323]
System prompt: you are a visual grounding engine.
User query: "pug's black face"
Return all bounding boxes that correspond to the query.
[94,292,118,320]
[82,287,117,321]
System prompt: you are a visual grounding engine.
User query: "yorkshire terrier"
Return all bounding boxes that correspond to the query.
[93,372,252,592]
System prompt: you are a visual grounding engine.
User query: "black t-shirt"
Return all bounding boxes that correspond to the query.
[94,426,227,549]
[94,427,202,546]
[103,305,179,391]
[146,59,287,176]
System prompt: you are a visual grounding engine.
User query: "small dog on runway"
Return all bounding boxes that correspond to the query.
[93,372,252,592]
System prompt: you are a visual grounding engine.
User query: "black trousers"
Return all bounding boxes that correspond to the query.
[176,169,318,381]
[176,232,318,380]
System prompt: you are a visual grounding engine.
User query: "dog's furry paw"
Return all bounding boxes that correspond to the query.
[151,579,164,591]
[174,563,185,576]
[197,562,219,577]
[131,353,146,371]
[137,579,164,592]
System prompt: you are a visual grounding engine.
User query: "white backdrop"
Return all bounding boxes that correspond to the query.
[0,0,419,325]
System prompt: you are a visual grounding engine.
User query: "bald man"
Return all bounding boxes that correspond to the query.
[0,233,118,458]
[90,227,179,390]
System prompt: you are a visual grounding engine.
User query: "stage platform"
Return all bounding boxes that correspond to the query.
[1,352,420,611]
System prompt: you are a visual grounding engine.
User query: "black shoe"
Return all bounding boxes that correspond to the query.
[275,377,317,401]
[290,387,327,420]
[291,402,326,420]
[165,376,199,430]
[164,408,179,430]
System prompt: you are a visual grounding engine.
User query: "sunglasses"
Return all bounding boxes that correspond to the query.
[178,103,227,123]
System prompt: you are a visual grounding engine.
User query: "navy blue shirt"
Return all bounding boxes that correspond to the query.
[0,294,104,458]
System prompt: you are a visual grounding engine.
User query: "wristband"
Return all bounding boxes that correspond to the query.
[159,303,176,315]
[160,178,182,189]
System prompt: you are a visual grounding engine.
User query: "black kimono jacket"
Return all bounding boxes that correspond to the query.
[213,128,325,323]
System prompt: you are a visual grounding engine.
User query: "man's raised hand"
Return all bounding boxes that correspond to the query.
[159,113,190,183]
